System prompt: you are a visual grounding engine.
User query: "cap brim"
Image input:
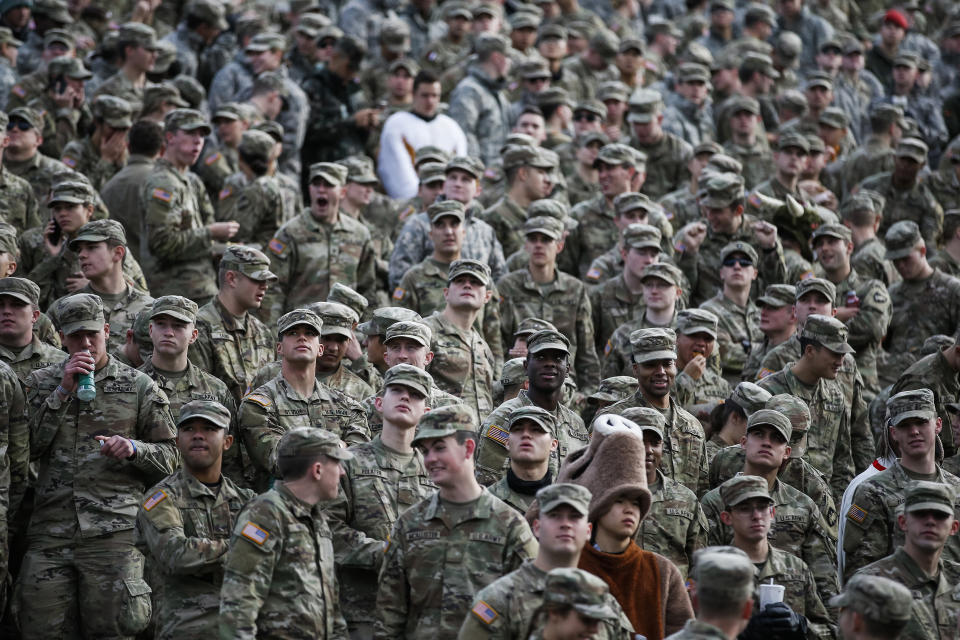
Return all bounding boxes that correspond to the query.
[828,592,851,609]
[525,228,561,240]
[890,409,936,427]
[679,326,717,339]
[321,326,353,339]
[178,414,230,429]
[0,291,33,305]
[588,391,618,402]
[757,296,788,307]
[310,170,343,186]
[896,152,926,163]
[885,247,914,260]
[151,309,195,323]
[68,233,111,249]
[104,117,133,128]
[747,421,790,442]
[325,446,354,461]
[384,43,409,54]
[700,195,735,208]
[727,491,774,508]
[279,320,323,337]
[62,319,105,335]
[528,340,570,355]
[246,44,270,52]
[350,174,379,185]
[821,341,855,355]
[572,603,618,622]
[244,268,279,283]
[387,380,431,397]
[634,349,677,363]
[356,321,376,335]
[67,70,94,80]
[627,113,654,124]
[384,332,429,348]
[412,427,459,444]
[180,123,213,135]
[905,501,954,515]
[539,496,589,516]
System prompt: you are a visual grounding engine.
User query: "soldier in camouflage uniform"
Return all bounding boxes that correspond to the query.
[843,390,960,579]
[600,328,708,494]
[838,103,903,195]
[487,406,558,514]
[137,400,254,640]
[742,284,796,382]
[476,330,590,486]
[828,575,912,640]
[311,301,375,402]
[930,209,960,279]
[196,102,247,202]
[374,404,539,638]
[626,89,694,201]
[0,26,20,107]
[4,106,71,208]
[18,293,178,640]
[673,308,730,425]
[0,110,40,235]
[0,345,25,609]
[0,277,65,382]
[325,364,436,638]
[219,427,351,638]
[356,307,423,394]
[627,407,707,579]
[418,2,472,75]
[718,475,837,639]
[721,95,775,190]
[669,549,756,640]
[141,109,240,304]
[657,141,722,231]
[94,23,161,113]
[60,95,133,191]
[238,309,369,492]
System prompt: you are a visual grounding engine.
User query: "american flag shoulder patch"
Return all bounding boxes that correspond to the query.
[471,600,498,625]
[241,521,270,545]
[487,424,509,447]
[847,504,867,524]
[152,188,172,202]
[219,187,232,200]
[748,192,762,207]
[268,238,286,255]
[604,339,612,356]
[586,267,602,281]
[392,287,405,300]
[11,85,24,97]
[757,367,775,379]
[205,151,222,165]
[143,489,167,511]
[62,156,77,168]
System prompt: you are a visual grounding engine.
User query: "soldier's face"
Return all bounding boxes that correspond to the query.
[642,431,663,478]
[421,435,472,486]
[446,16,471,39]
[52,202,93,235]
[704,205,741,234]
[775,147,806,177]
[384,337,433,368]
[525,232,560,268]
[597,495,642,539]
[880,21,906,48]
[149,315,197,356]
[889,416,941,461]
[842,51,864,72]
[168,129,205,167]
[537,35,566,61]
[387,69,414,100]
[429,216,465,256]
[576,141,601,167]
[893,155,922,182]
[249,48,283,74]
[177,419,230,472]
[641,278,677,311]
[0,296,37,345]
[742,424,790,470]
[279,325,321,363]
[892,247,927,280]
[3,7,30,28]
[597,162,632,197]
[759,303,795,333]
[724,498,773,542]
[512,27,537,51]
[318,333,349,368]
[514,113,546,143]
[614,208,648,231]
[615,49,642,75]
[376,383,427,429]
[677,79,709,106]
[730,111,758,137]
[443,170,479,204]
[128,44,158,72]
[345,182,373,208]
[630,118,661,146]
[812,236,851,271]
[419,180,445,204]
[805,86,831,110]
[633,358,676,399]
[545,609,602,640]
[794,292,833,324]
[215,118,245,147]
[507,420,556,464]
[231,273,270,310]
[62,327,109,366]
[899,509,958,554]
[309,178,344,220]
[677,331,714,363]
[75,240,120,280]
[807,343,843,379]
[534,504,590,556]
[719,253,757,288]
[523,166,553,199]
[316,455,346,501]
[443,274,488,311]
[525,348,568,392]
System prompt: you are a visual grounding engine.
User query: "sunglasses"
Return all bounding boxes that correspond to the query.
[574,113,599,122]
[6,120,31,131]
[722,257,754,267]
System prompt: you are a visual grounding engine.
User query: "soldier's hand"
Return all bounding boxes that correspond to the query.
[752,220,778,249]
[835,306,860,322]
[52,84,75,109]
[100,130,128,165]
[740,602,808,640]
[353,109,381,128]
[683,354,707,380]
[65,273,89,293]
[60,349,95,392]
[43,220,64,256]
[208,221,240,241]
[346,333,363,361]
[95,435,136,459]
[679,222,707,253]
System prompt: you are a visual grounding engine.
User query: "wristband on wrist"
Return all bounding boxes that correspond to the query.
[56,385,71,398]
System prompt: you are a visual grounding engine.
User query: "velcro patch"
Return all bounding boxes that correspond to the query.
[487,424,509,447]
[399,205,415,221]
[152,188,172,203]
[604,339,612,356]
[219,187,232,200]
[847,504,867,524]
[748,192,762,207]
[268,238,286,255]
[757,367,775,379]
[62,156,77,168]
[471,600,498,624]
[143,489,167,511]
[586,267,602,281]
[205,151,222,165]
[392,287,406,300]
[11,85,24,97]
[484,168,498,179]
[245,393,272,408]
[800,270,814,280]
[241,521,269,545]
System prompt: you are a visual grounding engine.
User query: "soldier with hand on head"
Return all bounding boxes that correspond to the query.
[60,94,133,191]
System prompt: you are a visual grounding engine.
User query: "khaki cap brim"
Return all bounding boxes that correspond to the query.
[890,408,936,427]
[634,349,677,363]
[413,427,459,444]
[151,309,195,323]
[905,500,954,516]
[700,194,736,208]
[0,290,33,305]
[539,493,589,515]
[320,325,353,339]
[350,173,379,185]
[68,232,113,250]
[528,338,570,355]
[384,331,429,348]
[573,602,618,622]
[311,169,345,186]
[588,390,619,402]
[244,267,279,283]
[525,226,562,240]
[726,490,774,508]
[179,122,212,135]
[386,378,431,398]
[48,194,86,206]
[325,446,354,461]
[678,325,717,339]
[62,319,105,335]
[103,116,133,128]
[756,295,789,307]
[884,246,915,260]
[627,112,654,124]
[820,340,855,355]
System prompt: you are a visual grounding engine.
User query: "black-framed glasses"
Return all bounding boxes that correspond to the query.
[574,113,598,122]
[6,120,30,131]
[722,257,753,267]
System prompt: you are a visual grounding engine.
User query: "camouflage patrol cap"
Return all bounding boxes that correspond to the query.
[69,219,127,249]
[542,568,617,620]
[678,62,711,84]
[777,92,808,116]
[328,283,368,317]
[756,284,796,308]
[412,403,478,443]
[509,405,556,435]
[177,398,231,430]
[800,313,855,354]
[903,480,955,516]
[588,376,638,403]
[626,88,663,123]
[537,483,592,515]
[442,0,473,19]
[747,408,792,442]
[527,199,572,229]
[118,22,159,50]
[339,155,378,185]
[811,222,852,244]
[246,31,287,53]
[357,307,421,337]
[777,131,810,152]
[622,223,661,251]
[594,143,637,168]
[622,406,666,440]
[309,301,357,338]
[818,106,848,130]
[640,262,682,287]
[388,57,419,76]
[694,550,756,602]
[472,1,501,18]
[537,23,567,43]
[309,162,348,186]
[8,107,42,131]
[720,474,773,508]
[523,215,564,240]
[57,293,105,335]
[0,221,15,255]
[526,329,571,356]
[699,172,744,208]
[448,259,491,286]
[238,130,277,163]
[48,180,96,206]
[896,137,928,163]
[47,55,90,80]
[720,241,758,264]
[597,80,629,103]
[804,70,832,91]
[795,277,835,301]
[517,59,550,80]
[33,0,70,22]
[503,145,555,172]
[446,155,484,179]
[702,154,743,176]
[589,28,620,59]
[537,86,574,110]
[474,32,509,58]
[143,83,188,110]
[829,575,912,626]
[172,75,206,109]
[886,388,936,427]
[278,427,353,461]
[150,40,178,75]
[773,30,802,61]
[0,26,22,47]
[893,50,919,69]
[164,108,212,135]
[502,132,535,152]
[295,13,331,38]
[730,381,771,414]
[509,10,541,31]
[418,161,447,185]
[379,19,411,53]
[221,245,277,283]
[92,95,133,128]
[766,394,810,457]
[500,357,527,386]
[805,133,825,154]
[251,70,288,98]
[0,277,39,305]
[427,200,466,223]
[385,320,432,348]
[676,308,719,339]
[727,95,760,116]
[869,102,905,127]
[630,327,677,363]
[382,363,433,398]
[515,317,557,338]
[884,220,922,260]
[839,193,878,220]
[151,295,199,323]
[131,309,152,354]
[186,0,229,30]
[277,308,323,338]
[692,141,723,159]
[744,2,776,25]
[923,334,955,355]
[613,192,655,218]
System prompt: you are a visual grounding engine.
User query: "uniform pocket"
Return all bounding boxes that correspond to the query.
[117,577,153,635]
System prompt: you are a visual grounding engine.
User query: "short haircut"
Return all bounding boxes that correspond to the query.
[519,105,545,119]
[413,69,439,91]
[843,205,878,226]
[798,336,821,355]
[127,119,164,156]
[239,148,270,177]
[697,592,749,618]
[277,451,331,481]
[863,617,908,640]
[453,430,478,446]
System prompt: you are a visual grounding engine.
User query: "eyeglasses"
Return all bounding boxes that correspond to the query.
[722,257,754,268]
[6,120,31,131]
[574,113,599,122]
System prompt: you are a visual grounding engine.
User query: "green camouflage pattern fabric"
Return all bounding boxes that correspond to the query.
[238,376,370,491]
[28,242,149,312]
[481,195,532,261]
[61,137,124,192]
[842,462,960,579]
[827,268,891,396]
[188,297,277,403]
[892,349,960,457]
[475,390,591,486]
[487,477,538,515]
[753,547,837,640]
[316,362,376,403]
[0,359,27,589]
[0,333,66,383]
[217,174,286,248]
[699,293,763,382]
[4,148,72,212]
[723,139,775,190]
[24,356,179,538]
[363,384,462,435]
[674,366,731,424]
[839,135,895,194]
[49,284,154,355]
[589,273,643,354]
[600,312,677,379]
[859,171,944,252]
[137,469,254,640]
[140,158,218,301]
[851,236,899,289]
[667,619,736,640]
[195,144,238,204]
[219,482,348,639]
[324,436,436,626]
[0,165,41,233]
[137,359,236,422]
[658,187,701,233]
[373,489,539,638]
[633,132,693,201]
[639,469,708,579]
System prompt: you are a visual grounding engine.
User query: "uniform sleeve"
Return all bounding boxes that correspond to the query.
[0,369,26,584]
[447,85,481,158]
[355,235,378,307]
[263,225,297,324]
[138,487,230,575]
[475,412,510,487]
[129,381,180,482]
[573,288,600,394]
[481,291,504,374]
[504,514,538,572]
[457,586,509,640]
[238,394,283,480]
[800,503,840,608]
[844,280,891,348]
[143,178,214,264]
[841,481,889,581]
[374,520,411,639]
[188,322,216,376]
[388,215,430,290]
[830,405,855,503]
[848,371,874,474]
[802,566,838,640]
[26,369,78,459]
[324,470,390,571]
[687,502,709,569]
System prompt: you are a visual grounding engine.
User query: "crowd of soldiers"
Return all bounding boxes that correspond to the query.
[0,0,959,638]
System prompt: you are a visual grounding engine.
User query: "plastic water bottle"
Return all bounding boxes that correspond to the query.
[76,350,96,402]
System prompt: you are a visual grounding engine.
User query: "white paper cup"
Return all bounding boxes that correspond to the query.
[758,583,785,608]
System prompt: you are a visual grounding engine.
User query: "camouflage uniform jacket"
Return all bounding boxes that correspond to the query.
[640,469,709,579]
[318,361,376,403]
[475,390,590,486]
[701,478,839,606]
[699,293,763,382]
[723,139,775,190]
[195,143,238,203]
[851,236,899,289]
[29,94,93,160]
[843,461,960,579]
[758,365,854,501]
[567,170,601,207]
[487,475,540,515]
[658,186,701,232]
[423,311,496,426]
[885,269,960,380]
[840,135,895,195]
[325,435,435,625]
[219,482,348,639]
[560,57,618,103]
[893,349,960,457]
[93,71,147,113]
[362,384,461,435]
[829,268,891,396]
[265,209,376,324]
[929,249,960,280]
[857,548,960,640]
[0,359,27,585]
[601,311,678,379]
[419,37,471,76]
[189,296,276,404]
[3,151,71,210]
[457,560,634,640]
[497,267,601,393]
[61,136,123,191]
[858,172,944,251]
[632,131,694,201]
[24,355,179,538]
[590,272,643,355]
[601,392,708,495]
[137,359,235,421]
[674,367,731,425]
[49,284,154,355]
[481,194,531,260]
[0,164,40,233]
[0,333,66,383]
[754,547,837,640]
[216,173,286,249]
[373,488,538,639]
[141,158,218,301]
[137,469,254,640]
[667,619,732,640]
[447,65,512,167]
[928,169,960,214]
